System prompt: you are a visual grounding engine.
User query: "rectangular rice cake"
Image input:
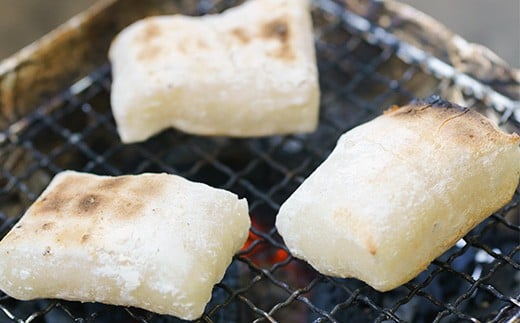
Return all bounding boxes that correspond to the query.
[276,98,520,291]
[109,0,319,142]
[0,171,250,320]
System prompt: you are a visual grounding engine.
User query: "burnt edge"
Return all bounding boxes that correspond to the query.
[386,95,520,145]
[409,95,467,111]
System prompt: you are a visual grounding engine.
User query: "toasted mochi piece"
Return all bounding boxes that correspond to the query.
[0,171,250,320]
[276,98,520,291]
[109,0,319,143]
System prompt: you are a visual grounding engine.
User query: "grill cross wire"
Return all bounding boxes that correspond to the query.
[0,0,519,322]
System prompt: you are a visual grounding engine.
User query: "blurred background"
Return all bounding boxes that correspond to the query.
[0,0,518,68]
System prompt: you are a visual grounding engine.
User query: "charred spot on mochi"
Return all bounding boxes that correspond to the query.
[41,222,54,230]
[43,246,51,256]
[262,18,295,60]
[262,18,290,42]
[230,28,250,43]
[78,194,101,213]
[81,234,90,244]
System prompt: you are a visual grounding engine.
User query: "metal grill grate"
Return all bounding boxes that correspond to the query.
[0,0,519,322]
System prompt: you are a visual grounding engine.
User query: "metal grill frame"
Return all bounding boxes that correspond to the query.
[0,0,519,322]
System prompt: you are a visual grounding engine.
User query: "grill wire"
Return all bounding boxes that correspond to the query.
[0,0,519,322]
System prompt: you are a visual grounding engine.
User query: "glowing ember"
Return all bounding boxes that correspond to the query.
[240,216,290,268]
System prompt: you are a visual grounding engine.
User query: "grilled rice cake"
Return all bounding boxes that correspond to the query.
[276,98,520,291]
[109,0,319,143]
[0,171,250,320]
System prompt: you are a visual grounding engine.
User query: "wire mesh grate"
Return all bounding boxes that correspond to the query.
[0,0,519,322]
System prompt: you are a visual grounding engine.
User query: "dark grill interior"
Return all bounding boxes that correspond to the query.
[0,0,519,322]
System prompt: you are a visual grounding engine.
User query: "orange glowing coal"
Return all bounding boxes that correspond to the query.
[240,217,290,267]
[240,216,317,289]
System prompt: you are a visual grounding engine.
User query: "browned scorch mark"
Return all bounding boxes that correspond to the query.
[261,18,294,60]
[230,28,250,43]
[78,194,101,213]
[31,174,166,220]
[386,100,520,146]
[136,22,162,42]
[262,18,290,42]
[81,234,90,244]
[137,45,161,61]
[365,236,377,256]
[97,176,129,190]
[33,195,66,214]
